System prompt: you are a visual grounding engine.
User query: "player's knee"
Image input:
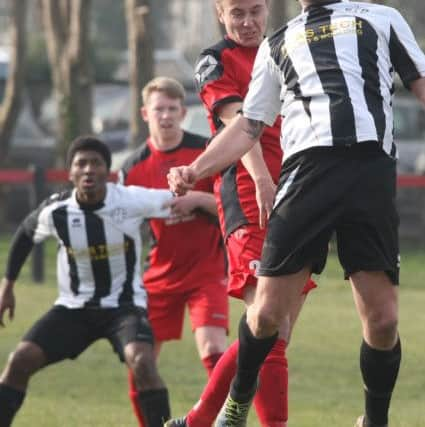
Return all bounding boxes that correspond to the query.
[201,341,225,358]
[4,343,44,381]
[252,308,280,337]
[126,347,158,386]
[366,310,398,343]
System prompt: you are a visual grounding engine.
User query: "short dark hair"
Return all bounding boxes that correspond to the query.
[67,136,111,170]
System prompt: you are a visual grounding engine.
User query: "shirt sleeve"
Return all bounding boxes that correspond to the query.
[4,197,56,280]
[388,7,425,88]
[127,186,173,219]
[195,50,244,113]
[4,226,34,280]
[243,39,282,126]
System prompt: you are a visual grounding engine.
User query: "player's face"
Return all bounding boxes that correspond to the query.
[217,0,268,47]
[142,91,186,145]
[69,150,108,204]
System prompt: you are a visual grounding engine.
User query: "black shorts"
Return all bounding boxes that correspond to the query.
[23,305,154,364]
[260,142,399,284]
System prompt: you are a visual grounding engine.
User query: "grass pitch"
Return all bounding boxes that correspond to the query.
[0,237,424,426]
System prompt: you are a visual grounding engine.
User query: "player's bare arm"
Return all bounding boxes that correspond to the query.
[168,115,262,195]
[164,191,218,217]
[411,76,425,106]
[192,115,264,179]
[243,118,265,141]
[0,278,16,327]
[217,103,275,228]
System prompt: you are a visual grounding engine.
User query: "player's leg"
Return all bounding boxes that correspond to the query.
[253,277,316,427]
[181,229,260,427]
[350,272,399,427]
[128,338,164,427]
[127,293,184,426]
[0,306,91,427]
[338,147,400,427]
[125,341,170,427]
[194,326,227,377]
[217,270,309,427]
[0,342,46,427]
[188,279,228,377]
[108,306,171,427]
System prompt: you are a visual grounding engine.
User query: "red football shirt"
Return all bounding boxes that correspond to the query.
[120,131,226,294]
[195,36,283,238]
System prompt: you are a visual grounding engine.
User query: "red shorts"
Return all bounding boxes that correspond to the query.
[147,279,229,342]
[226,224,317,300]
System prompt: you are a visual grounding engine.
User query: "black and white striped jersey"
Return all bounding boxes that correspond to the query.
[9,183,172,309]
[243,0,425,161]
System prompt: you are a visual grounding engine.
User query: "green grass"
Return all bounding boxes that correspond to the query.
[0,237,424,426]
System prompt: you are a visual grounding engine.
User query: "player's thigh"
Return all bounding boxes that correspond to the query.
[226,224,265,299]
[260,150,343,278]
[147,292,186,341]
[102,306,154,363]
[336,152,399,284]
[22,305,93,364]
[187,279,229,333]
[350,271,398,328]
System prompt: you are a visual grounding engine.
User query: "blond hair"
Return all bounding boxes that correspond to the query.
[142,77,186,105]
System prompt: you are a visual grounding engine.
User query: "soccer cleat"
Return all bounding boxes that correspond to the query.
[164,417,187,427]
[215,381,257,427]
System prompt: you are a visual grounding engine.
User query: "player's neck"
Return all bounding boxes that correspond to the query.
[149,130,183,152]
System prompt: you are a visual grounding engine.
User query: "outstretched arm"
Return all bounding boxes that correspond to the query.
[165,191,218,217]
[168,115,263,195]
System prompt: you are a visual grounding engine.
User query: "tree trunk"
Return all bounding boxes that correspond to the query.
[0,0,27,164]
[125,0,154,149]
[268,0,288,34]
[41,0,93,166]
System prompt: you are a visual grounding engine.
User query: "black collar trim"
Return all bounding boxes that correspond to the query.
[305,0,343,12]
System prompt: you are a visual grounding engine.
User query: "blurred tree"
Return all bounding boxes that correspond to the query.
[125,0,153,148]
[0,0,27,164]
[40,0,93,166]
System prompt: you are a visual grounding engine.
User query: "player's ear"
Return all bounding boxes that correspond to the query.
[141,106,148,122]
[216,2,225,25]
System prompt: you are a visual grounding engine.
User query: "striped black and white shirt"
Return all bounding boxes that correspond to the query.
[5,183,172,309]
[243,0,425,161]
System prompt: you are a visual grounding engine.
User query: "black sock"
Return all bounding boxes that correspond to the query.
[138,387,170,427]
[360,338,401,426]
[232,313,278,400]
[0,383,25,427]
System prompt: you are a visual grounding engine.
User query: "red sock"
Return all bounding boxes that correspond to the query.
[128,369,146,427]
[254,339,288,427]
[202,352,224,378]
[186,340,238,427]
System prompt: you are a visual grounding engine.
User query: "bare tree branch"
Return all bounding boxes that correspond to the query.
[0,0,27,163]
[125,0,153,148]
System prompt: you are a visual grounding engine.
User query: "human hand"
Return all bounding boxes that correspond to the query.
[255,177,276,229]
[165,192,199,217]
[167,166,197,196]
[0,278,16,328]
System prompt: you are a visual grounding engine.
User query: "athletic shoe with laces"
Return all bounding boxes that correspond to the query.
[355,415,388,427]
[164,417,187,427]
[215,380,257,427]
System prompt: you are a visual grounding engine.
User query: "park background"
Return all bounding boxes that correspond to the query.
[1,1,425,426]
